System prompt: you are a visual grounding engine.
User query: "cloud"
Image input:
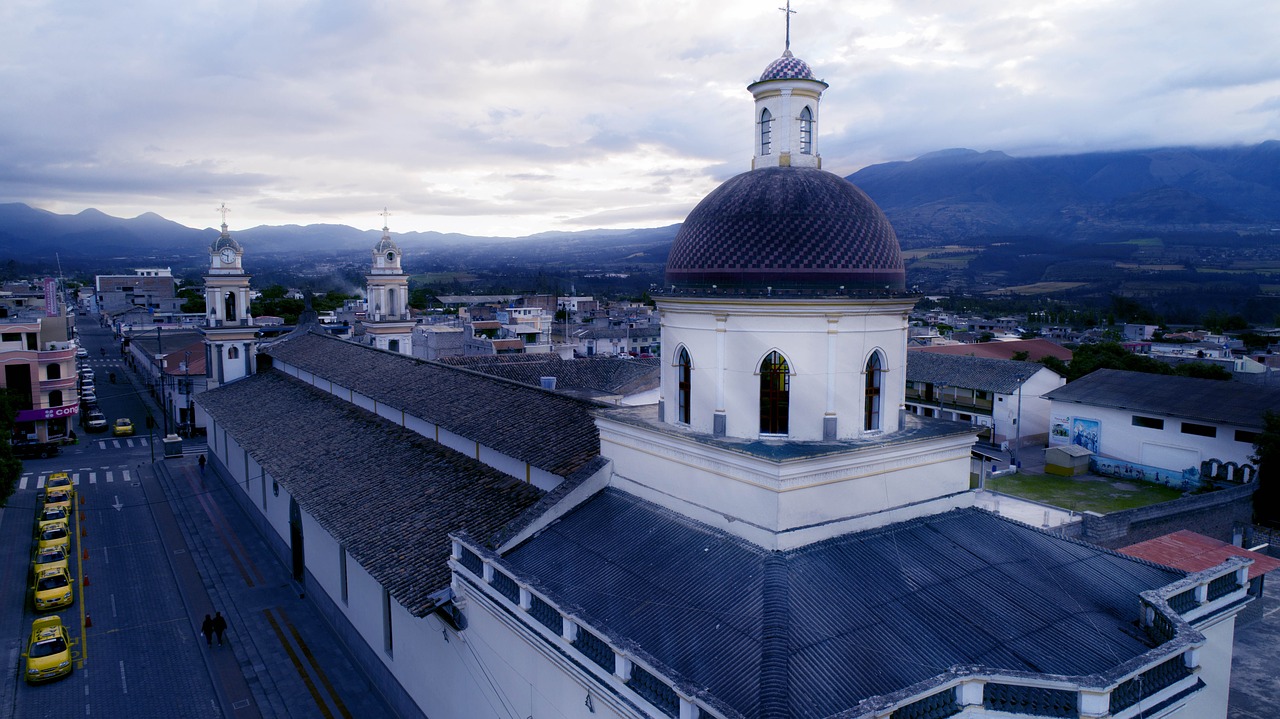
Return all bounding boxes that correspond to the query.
[0,0,1276,236]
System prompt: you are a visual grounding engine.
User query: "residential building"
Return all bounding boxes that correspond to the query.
[94,267,180,315]
[905,352,1066,451]
[1,314,78,445]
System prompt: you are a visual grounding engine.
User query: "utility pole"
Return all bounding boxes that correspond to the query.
[184,350,192,436]
[156,326,168,435]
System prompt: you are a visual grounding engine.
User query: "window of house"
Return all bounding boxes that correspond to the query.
[1181,422,1216,438]
[46,364,61,380]
[1132,416,1165,430]
[864,353,883,431]
[759,351,789,435]
[676,347,692,424]
[1235,430,1260,444]
[228,345,240,360]
[0,333,18,343]
[799,106,813,154]
[760,108,773,155]
[49,390,62,408]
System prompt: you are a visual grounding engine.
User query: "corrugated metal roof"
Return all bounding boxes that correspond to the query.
[196,371,544,616]
[1045,368,1280,429]
[500,490,1182,719]
[905,352,1052,394]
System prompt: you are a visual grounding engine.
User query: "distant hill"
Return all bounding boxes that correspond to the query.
[848,141,1280,241]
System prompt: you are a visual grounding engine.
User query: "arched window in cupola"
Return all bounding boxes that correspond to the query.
[799,106,813,155]
[759,351,790,435]
[760,108,773,156]
[864,352,884,431]
[676,347,692,424]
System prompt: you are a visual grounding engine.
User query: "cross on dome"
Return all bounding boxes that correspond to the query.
[779,0,796,52]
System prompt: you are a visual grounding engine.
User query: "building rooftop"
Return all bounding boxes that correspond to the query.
[912,338,1073,363]
[436,354,659,399]
[906,351,1055,395]
[1119,530,1280,582]
[1045,368,1280,429]
[500,489,1183,719]
[196,370,545,615]
[261,330,603,478]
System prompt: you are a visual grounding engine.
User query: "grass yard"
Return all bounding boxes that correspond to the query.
[984,472,1184,514]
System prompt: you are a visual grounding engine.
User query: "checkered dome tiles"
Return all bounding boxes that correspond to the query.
[760,54,815,81]
[665,167,905,290]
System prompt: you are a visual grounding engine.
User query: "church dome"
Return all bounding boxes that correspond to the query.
[210,234,242,254]
[665,167,905,291]
[758,51,815,82]
[373,237,400,255]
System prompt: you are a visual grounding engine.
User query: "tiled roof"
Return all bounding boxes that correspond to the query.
[1045,368,1280,429]
[262,331,602,477]
[906,351,1052,394]
[1119,530,1280,581]
[436,354,659,398]
[758,53,816,82]
[913,338,1073,363]
[665,167,904,291]
[500,490,1181,719]
[196,370,544,616]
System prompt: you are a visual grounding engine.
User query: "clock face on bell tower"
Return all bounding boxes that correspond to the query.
[220,248,235,264]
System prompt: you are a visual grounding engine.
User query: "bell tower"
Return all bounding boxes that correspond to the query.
[202,203,259,387]
[362,209,414,355]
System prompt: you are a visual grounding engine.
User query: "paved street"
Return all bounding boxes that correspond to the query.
[0,319,394,718]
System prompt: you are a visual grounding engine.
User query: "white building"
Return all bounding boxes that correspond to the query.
[201,210,258,389]
[360,213,415,355]
[1046,368,1280,485]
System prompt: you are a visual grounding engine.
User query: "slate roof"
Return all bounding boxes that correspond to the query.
[1045,368,1280,429]
[499,490,1183,719]
[435,354,659,399]
[261,331,602,477]
[906,351,1052,394]
[196,370,544,616]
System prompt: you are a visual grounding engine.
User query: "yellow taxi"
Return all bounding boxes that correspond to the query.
[25,616,72,683]
[113,418,135,437]
[44,489,72,515]
[37,521,70,553]
[36,504,70,536]
[45,472,74,498]
[32,545,69,578]
[32,567,73,611]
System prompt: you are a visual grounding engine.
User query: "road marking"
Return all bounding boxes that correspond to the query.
[97,441,106,450]
[72,472,80,485]
[19,473,30,490]
[105,471,113,483]
[37,474,48,488]
[103,547,109,564]
[140,438,148,446]
[126,439,134,448]
[112,497,123,511]
[119,660,127,694]
[89,472,97,484]
[122,470,132,483]
[112,440,121,449]
[110,594,117,618]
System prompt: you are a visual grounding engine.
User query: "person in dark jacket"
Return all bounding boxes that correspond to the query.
[201,614,214,647]
[212,612,227,646]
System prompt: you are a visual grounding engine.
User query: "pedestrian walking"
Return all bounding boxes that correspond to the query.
[198,454,207,473]
[213,611,227,646]
[201,614,214,647]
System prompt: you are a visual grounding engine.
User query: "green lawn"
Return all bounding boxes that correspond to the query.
[982,472,1184,514]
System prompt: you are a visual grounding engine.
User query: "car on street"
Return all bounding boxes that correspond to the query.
[31,567,73,611]
[25,616,72,683]
[32,546,69,579]
[80,378,94,392]
[36,505,70,536]
[45,472,73,497]
[37,521,70,553]
[82,410,108,432]
[80,388,97,404]
[79,368,94,381]
[44,489,72,514]
[75,347,88,359]
[11,441,59,459]
[113,418,134,437]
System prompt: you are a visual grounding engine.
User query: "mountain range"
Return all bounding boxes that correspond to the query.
[4,142,1278,272]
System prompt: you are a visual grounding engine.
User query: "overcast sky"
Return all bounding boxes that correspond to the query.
[3,0,1278,237]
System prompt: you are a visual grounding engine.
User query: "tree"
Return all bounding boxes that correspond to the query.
[0,390,23,507]
[1253,411,1280,527]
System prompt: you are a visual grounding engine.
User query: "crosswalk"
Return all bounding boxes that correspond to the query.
[19,467,135,490]
[96,437,149,450]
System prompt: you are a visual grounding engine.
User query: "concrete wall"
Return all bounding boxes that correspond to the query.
[1081,483,1257,548]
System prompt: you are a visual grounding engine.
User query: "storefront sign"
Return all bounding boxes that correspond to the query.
[44,277,57,317]
[16,405,80,422]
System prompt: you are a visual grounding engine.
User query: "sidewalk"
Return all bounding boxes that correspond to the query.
[152,455,393,718]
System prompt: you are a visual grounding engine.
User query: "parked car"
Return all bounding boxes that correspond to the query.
[31,546,68,579]
[45,472,73,496]
[79,389,97,404]
[11,441,59,459]
[25,616,72,683]
[79,378,94,392]
[79,368,94,381]
[31,567,73,612]
[36,521,70,553]
[75,347,88,359]
[36,505,70,536]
